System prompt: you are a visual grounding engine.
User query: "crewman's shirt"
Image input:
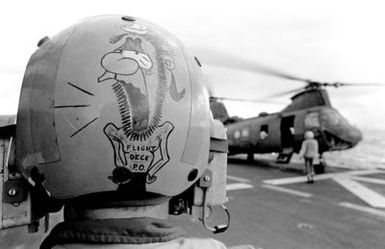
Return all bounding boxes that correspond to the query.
[299,138,319,159]
[50,237,227,249]
[41,217,253,249]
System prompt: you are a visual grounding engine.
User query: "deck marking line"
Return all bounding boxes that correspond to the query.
[263,169,383,186]
[346,169,383,175]
[334,176,385,208]
[263,176,307,185]
[227,175,251,183]
[352,176,385,185]
[339,202,385,220]
[261,184,313,198]
[226,183,254,191]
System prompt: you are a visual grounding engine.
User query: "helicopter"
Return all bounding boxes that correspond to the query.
[196,48,383,173]
[210,82,363,173]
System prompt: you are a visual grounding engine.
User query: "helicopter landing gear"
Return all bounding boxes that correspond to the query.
[247,153,254,162]
[314,155,326,174]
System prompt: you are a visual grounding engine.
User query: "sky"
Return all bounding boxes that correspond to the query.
[1,0,385,130]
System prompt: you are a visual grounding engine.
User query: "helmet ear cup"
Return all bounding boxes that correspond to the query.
[109,167,133,184]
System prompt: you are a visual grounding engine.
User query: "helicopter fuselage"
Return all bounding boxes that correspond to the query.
[226,106,361,156]
[224,89,362,161]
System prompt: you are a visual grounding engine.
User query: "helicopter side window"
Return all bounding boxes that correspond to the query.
[259,125,269,140]
[241,128,249,138]
[234,130,241,139]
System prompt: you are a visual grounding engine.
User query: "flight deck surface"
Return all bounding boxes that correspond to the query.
[171,159,385,249]
[1,159,384,249]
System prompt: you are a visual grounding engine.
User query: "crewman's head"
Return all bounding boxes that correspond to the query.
[15,15,228,212]
[305,130,315,139]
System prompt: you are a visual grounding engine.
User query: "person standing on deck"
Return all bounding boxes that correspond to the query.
[299,131,319,183]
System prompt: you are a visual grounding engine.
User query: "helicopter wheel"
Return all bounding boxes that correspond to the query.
[314,157,326,174]
[247,153,254,162]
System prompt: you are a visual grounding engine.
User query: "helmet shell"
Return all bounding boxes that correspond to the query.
[16,16,211,199]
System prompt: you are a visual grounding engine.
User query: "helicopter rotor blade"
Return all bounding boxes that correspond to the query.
[259,86,307,99]
[193,47,385,100]
[327,82,385,87]
[193,47,311,83]
[211,96,285,104]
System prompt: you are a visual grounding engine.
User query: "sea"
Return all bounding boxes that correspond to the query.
[317,129,385,170]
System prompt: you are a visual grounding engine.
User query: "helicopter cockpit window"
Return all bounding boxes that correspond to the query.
[259,125,269,140]
[321,109,350,127]
[305,112,320,128]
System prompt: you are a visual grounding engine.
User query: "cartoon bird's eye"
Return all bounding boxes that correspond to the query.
[135,52,139,55]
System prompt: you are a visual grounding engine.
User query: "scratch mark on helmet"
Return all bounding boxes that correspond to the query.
[70,117,98,137]
[54,104,91,108]
[67,82,95,96]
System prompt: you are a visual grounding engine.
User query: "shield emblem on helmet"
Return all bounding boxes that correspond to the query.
[98,25,185,184]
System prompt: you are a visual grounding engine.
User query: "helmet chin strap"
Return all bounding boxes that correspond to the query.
[200,186,230,234]
[27,167,63,232]
[199,120,229,233]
